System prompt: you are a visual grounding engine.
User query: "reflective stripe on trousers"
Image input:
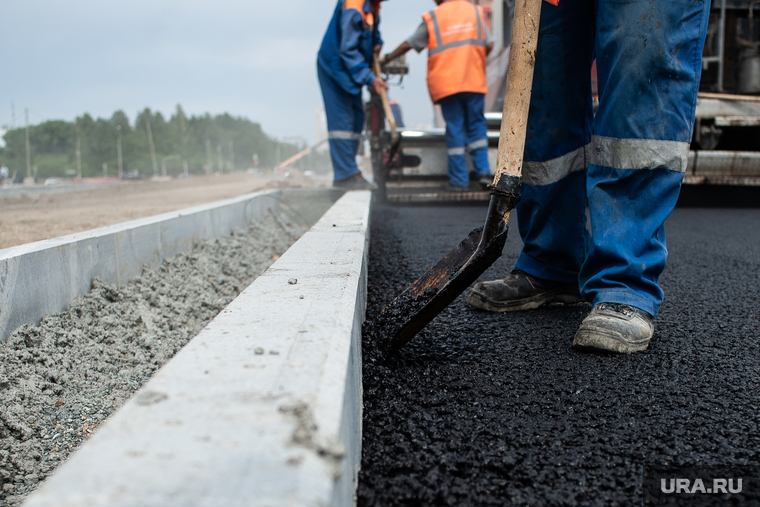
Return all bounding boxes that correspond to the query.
[438,92,490,187]
[318,65,364,181]
[515,0,709,317]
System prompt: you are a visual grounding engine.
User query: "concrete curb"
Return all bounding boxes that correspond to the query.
[0,189,334,342]
[22,190,372,507]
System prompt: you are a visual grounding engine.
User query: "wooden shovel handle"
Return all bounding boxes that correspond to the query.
[372,57,398,140]
[493,0,543,183]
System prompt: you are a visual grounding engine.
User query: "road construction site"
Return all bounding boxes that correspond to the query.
[0,179,758,506]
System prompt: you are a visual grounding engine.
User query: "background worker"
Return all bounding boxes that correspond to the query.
[467,0,710,354]
[382,0,494,191]
[318,0,389,191]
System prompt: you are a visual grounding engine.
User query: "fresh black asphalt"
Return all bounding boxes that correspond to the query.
[359,201,760,506]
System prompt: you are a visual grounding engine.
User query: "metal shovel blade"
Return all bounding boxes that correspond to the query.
[374,224,509,356]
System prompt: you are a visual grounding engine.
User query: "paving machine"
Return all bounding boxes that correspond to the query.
[369,0,760,204]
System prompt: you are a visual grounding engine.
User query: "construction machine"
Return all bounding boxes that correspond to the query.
[369,0,760,204]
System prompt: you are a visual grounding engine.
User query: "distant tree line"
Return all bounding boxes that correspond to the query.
[0,105,328,180]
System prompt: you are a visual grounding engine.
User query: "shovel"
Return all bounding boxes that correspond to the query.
[372,56,399,144]
[371,0,543,357]
[372,56,403,189]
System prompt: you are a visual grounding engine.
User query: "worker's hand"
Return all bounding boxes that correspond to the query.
[372,78,389,95]
[381,54,392,65]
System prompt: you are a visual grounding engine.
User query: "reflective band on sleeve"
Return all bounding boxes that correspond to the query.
[467,139,488,151]
[448,147,466,156]
[523,144,589,187]
[328,131,362,141]
[591,136,689,173]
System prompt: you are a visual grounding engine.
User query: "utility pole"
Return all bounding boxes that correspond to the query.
[178,108,188,177]
[228,141,234,172]
[103,162,108,178]
[25,109,32,184]
[11,102,15,130]
[217,144,223,174]
[116,125,123,179]
[145,114,159,177]
[205,138,213,174]
[76,125,82,180]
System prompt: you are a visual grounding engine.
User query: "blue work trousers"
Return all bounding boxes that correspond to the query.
[439,92,490,187]
[318,65,364,182]
[515,0,710,317]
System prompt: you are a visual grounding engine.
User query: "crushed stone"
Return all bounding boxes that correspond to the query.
[0,211,306,506]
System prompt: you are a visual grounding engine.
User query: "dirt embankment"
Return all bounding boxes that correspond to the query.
[0,171,329,249]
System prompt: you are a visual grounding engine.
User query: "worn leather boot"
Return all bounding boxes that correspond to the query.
[467,269,583,312]
[573,303,654,354]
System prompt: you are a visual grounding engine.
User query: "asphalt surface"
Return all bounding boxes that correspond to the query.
[359,202,760,506]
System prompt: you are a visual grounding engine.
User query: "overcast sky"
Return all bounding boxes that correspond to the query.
[1,0,436,145]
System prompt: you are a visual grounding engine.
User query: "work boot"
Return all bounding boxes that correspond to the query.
[445,183,469,192]
[333,172,378,191]
[573,303,654,354]
[469,171,493,190]
[467,269,583,312]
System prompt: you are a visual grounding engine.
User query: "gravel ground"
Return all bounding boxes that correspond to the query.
[359,203,760,506]
[0,211,307,506]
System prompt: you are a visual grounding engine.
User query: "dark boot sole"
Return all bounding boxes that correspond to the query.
[466,287,584,312]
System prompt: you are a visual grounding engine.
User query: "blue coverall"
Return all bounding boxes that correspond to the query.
[318,0,382,183]
[439,92,490,187]
[516,0,710,317]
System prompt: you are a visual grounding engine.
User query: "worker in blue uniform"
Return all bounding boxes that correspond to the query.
[467,0,711,354]
[318,0,389,190]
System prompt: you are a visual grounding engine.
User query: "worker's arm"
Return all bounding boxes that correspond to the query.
[382,41,412,65]
[484,16,495,57]
[339,8,377,89]
[382,21,428,65]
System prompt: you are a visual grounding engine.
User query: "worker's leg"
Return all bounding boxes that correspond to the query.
[467,0,594,312]
[438,93,469,188]
[318,66,362,182]
[513,0,596,284]
[579,0,710,318]
[573,0,709,353]
[463,92,490,178]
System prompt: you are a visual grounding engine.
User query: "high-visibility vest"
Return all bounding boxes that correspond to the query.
[423,0,488,103]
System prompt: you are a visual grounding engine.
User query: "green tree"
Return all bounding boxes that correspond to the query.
[0,105,326,180]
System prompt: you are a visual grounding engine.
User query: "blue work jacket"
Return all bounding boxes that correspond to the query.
[318,0,383,95]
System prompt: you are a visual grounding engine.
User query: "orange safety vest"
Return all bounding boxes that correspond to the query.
[344,0,378,29]
[423,0,488,103]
